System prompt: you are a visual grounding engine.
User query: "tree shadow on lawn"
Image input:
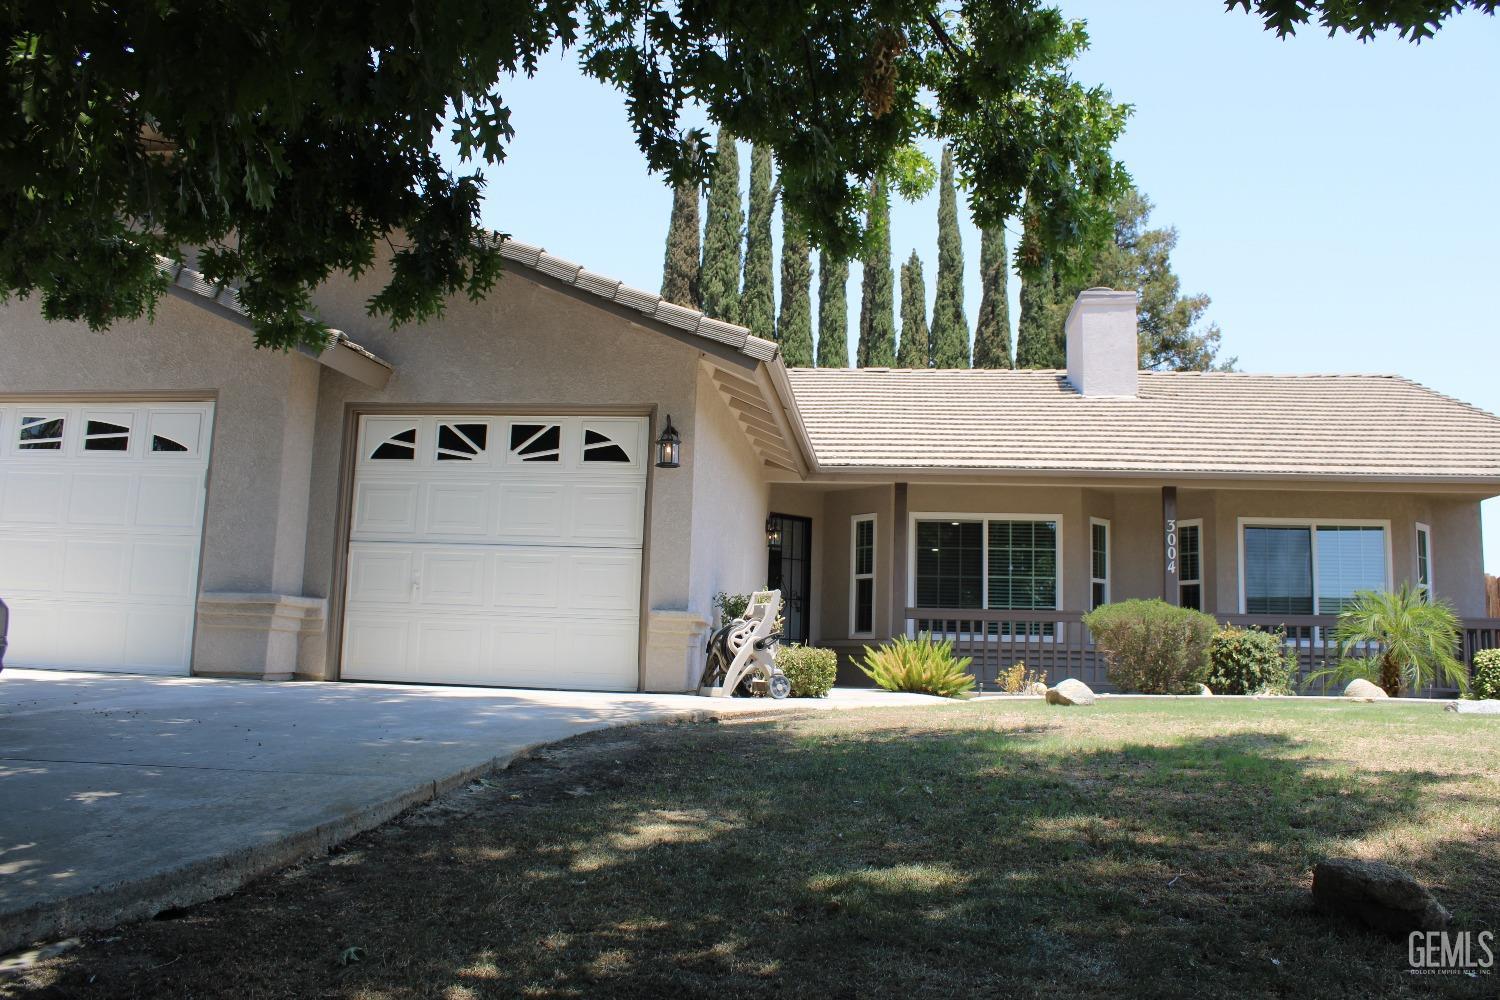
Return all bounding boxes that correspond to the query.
[7,716,1495,1000]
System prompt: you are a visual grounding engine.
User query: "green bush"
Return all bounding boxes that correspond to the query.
[713,591,751,622]
[777,645,838,698]
[1082,599,1218,694]
[1472,649,1500,700]
[1207,627,1298,695]
[858,633,975,698]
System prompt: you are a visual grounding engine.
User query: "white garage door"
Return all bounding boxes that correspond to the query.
[340,414,648,689]
[0,401,213,673]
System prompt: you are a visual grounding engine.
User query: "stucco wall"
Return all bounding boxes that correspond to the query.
[0,294,320,598]
[688,365,772,622]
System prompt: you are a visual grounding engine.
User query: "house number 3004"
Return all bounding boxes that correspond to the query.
[1165,518,1178,574]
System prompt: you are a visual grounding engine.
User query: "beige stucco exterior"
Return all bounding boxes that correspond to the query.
[2,263,1494,693]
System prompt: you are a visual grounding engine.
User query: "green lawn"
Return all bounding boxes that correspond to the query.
[7,700,1497,999]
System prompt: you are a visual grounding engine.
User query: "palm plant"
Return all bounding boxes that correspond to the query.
[1311,585,1466,697]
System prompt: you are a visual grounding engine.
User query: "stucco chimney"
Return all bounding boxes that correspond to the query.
[1065,288,1139,397]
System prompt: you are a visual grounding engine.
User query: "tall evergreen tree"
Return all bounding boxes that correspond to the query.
[972,226,1013,368]
[740,144,776,339]
[856,177,896,367]
[816,255,849,368]
[895,252,930,368]
[1016,206,1066,369]
[699,128,742,324]
[659,152,701,308]
[777,211,814,366]
[929,148,970,368]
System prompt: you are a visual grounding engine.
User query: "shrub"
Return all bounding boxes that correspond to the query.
[1207,627,1298,695]
[777,645,838,698]
[999,662,1046,694]
[1082,599,1218,694]
[1472,649,1500,700]
[1309,585,1466,696]
[859,633,975,698]
[713,591,751,623]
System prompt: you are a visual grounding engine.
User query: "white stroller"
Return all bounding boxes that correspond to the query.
[700,590,790,698]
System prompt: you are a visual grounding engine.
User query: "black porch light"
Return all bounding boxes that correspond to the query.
[655,414,682,469]
[765,516,783,550]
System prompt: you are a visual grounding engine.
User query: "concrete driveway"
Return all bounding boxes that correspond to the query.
[0,668,938,953]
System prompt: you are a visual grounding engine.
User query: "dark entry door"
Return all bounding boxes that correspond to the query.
[767,513,812,645]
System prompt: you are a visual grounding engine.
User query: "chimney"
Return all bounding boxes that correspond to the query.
[1065,288,1139,397]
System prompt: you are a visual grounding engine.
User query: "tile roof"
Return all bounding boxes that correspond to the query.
[496,238,779,363]
[784,368,1500,482]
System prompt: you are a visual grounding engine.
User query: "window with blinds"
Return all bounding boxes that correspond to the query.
[1243,523,1387,615]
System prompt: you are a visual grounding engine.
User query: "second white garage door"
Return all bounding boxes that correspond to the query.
[340,414,647,689]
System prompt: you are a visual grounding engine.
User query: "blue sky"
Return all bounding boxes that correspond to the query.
[438,0,1500,574]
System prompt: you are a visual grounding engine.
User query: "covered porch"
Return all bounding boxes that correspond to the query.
[766,478,1500,694]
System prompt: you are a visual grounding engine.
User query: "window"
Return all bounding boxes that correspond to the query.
[84,417,131,452]
[915,521,982,608]
[18,415,64,450]
[1178,520,1203,610]
[912,515,1061,623]
[1242,522,1387,615]
[582,428,631,463]
[436,422,487,461]
[851,515,876,635]
[148,411,201,456]
[1415,522,1433,600]
[370,427,417,461]
[509,423,560,463]
[1090,519,1110,609]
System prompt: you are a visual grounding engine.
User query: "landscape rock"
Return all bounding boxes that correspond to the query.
[1311,858,1450,937]
[1045,678,1096,707]
[1025,681,1048,696]
[1444,699,1500,715]
[1197,684,1213,697]
[1343,678,1388,700]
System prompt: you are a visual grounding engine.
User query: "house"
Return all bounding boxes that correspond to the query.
[1,242,1497,692]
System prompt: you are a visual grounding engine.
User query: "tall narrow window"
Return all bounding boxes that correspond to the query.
[1415,523,1433,600]
[1178,520,1202,610]
[1090,519,1110,609]
[851,515,876,636]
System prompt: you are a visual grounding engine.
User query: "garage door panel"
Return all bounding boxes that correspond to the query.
[0,402,211,674]
[135,475,204,529]
[2,471,66,523]
[62,539,129,594]
[353,481,420,536]
[69,473,134,525]
[342,413,645,689]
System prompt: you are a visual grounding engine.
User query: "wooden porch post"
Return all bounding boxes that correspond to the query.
[892,482,908,638]
[1162,486,1179,605]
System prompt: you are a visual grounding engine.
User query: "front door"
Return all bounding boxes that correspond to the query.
[766,513,811,645]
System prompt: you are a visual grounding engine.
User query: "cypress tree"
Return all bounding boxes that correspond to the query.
[1016,206,1065,368]
[777,211,814,366]
[816,255,849,367]
[856,176,896,367]
[929,148,970,367]
[972,226,1013,368]
[740,144,776,338]
[659,167,700,309]
[895,251,930,368]
[699,128,742,324]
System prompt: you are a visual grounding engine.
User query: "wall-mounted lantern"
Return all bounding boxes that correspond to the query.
[766,516,783,550]
[654,415,681,469]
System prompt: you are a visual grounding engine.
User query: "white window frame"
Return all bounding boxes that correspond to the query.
[1089,517,1111,609]
[1236,517,1393,615]
[906,511,1064,639]
[1177,518,1204,610]
[850,513,877,637]
[1414,522,1434,600]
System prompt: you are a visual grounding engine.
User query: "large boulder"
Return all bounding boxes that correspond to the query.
[1025,681,1049,696]
[1444,699,1500,715]
[1045,678,1096,707]
[1311,858,1450,937]
[1344,678,1388,700]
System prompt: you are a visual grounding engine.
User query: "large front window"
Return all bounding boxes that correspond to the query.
[914,517,1059,612]
[1243,523,1388,615]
